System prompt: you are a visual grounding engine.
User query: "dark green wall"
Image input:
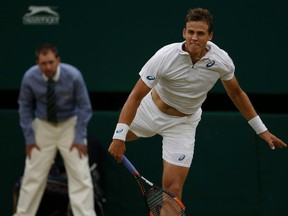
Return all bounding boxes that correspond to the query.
[2,109,288,216]
[1,0,288,94]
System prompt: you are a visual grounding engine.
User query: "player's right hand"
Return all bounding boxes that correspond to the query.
[108,139,126,163]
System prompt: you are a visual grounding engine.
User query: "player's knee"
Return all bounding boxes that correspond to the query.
[164,184,182,199]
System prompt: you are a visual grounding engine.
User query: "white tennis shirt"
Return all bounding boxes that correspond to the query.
[139,41,235,114]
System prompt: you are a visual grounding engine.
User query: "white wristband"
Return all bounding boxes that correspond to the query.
[112,123,129,141]
[248,115,267,135]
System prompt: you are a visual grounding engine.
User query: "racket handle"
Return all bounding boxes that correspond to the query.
[122,155,138,176]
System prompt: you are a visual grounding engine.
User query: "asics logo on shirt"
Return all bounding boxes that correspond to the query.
[206,60,215,67]
[178,155,186,161]
[146,75,155,80]
[116,129,124,133]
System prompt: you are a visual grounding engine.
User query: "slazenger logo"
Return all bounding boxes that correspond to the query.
[178,155,186,161]
[206,60,215,67]
[116,129,124,133]
[23,5,60,25]
[146,75,155,80]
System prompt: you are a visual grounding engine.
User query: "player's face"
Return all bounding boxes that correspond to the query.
[37,51,60,79]
[183,21,213,55]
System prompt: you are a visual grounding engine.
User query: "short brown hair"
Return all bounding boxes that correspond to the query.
[35,43,59,60]
[184,8,214,33]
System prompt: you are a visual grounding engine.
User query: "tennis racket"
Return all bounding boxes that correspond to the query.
[122,155,189,216]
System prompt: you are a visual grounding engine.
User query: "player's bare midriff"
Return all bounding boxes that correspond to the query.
[151,88,191,117]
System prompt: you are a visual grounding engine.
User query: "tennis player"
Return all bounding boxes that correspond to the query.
[108,8,287,200]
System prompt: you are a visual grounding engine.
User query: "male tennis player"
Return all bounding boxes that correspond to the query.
[108,8,287,200]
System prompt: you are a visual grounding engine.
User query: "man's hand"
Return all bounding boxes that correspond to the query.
[259,131,287,150]
[108,139,126,163]
[26,144,41,159]
[70,143,88,159]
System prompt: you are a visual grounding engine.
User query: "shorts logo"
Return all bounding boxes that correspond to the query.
[178,155,186,161]
[146,75,155,80]
[116,129,124,133]
[206,60,215,67]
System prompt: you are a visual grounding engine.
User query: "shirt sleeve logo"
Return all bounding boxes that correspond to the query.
[146,75,155,80]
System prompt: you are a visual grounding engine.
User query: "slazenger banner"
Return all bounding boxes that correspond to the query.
[23,5,60,25]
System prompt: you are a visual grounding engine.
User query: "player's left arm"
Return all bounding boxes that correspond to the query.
[222,76,287,149]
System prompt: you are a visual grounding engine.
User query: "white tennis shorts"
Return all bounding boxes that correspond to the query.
[130,92,202,167]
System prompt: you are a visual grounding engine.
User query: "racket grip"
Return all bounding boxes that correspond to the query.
[122,155,138,176]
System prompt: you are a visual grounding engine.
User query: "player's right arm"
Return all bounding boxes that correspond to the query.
[108,79,151,162]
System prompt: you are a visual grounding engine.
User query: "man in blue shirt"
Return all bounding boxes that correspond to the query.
[14,43,96,216]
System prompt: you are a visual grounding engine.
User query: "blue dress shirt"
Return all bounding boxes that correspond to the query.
[18,63,92,145]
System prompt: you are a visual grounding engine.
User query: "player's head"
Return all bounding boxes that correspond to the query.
[182,8,213,55]
[184,8,214,34]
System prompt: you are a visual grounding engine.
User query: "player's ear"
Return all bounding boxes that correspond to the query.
[208,32,213,41]
[182,28,186,39]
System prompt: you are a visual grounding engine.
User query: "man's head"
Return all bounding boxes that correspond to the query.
[35,43,60,79]
[183,8,214,56]
[184,8,214,33]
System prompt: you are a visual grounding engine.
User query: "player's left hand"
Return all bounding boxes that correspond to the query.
[259,131,287,150]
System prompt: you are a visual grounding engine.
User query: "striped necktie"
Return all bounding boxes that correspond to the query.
[46,79,57,122]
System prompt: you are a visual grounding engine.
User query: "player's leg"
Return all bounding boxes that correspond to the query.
[126,130,140,141]
[161,161,189,216]
[161,108,202,199]
[128,92,158,140]
[162,161,190,199]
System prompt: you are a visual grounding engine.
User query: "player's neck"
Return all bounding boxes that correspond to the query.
[183,44,207,64]
[190,50,207,63]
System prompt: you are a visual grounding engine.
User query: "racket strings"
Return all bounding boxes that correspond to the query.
[145,188,187,216]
